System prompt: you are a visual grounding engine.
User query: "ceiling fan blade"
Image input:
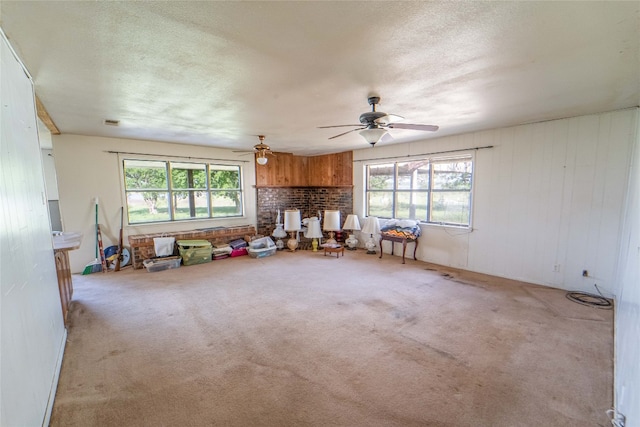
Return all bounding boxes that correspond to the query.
[374,114,404,125]
[328,128,365,139]
[387,123,439,132]
[318,124,362,129]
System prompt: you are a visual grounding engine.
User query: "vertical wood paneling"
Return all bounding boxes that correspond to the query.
[355,108,636,294]
[563,116,599,285]
[614,109,639,423]
[1,34,66,427]
[466,132,495,270]
[491,128,515,277]
[257,151,352,187]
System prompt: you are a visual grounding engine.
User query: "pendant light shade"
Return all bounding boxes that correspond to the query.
[359,128,387,146]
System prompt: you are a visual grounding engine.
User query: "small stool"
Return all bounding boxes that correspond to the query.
[323,245,344,258]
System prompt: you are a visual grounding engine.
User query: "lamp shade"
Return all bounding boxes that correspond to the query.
[284,210,301,231]
[361,216,380,235]
[323,210,341,231]
[343,214,361,231]
[304,218,323,239]
[256,155,268,165]
[359,128,387,146]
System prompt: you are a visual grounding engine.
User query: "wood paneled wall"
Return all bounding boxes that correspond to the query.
[256,151,352,187]
[352,108,637,294]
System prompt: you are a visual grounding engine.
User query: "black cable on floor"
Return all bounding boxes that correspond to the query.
[565,284,613,310]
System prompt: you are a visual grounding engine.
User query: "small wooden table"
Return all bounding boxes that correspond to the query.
[323,245,344,258]
[379,233,418,264]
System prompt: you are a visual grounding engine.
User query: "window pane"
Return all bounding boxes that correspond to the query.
[172,191,209,219]
[432,160,472,190]
[171,163,206,190]
[367,164,394,190]
[210,166,240,189]
[430,191,471,225]
[396,191,428,221]
[124,160,167,190]
[126,191,170,223]
[367,191,394,218]
[211,190,243,217]
[397,161,429,190]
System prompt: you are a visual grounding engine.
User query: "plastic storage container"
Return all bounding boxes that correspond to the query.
[177,240,212,266]
[143,256,182,272]
[248,237,277,258]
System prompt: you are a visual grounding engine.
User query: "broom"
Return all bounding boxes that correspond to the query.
[82,198,103,274]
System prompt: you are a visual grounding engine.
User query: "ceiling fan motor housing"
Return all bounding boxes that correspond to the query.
[359,111,387,125]
[360,96,386,125]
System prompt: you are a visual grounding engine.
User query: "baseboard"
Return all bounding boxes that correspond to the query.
[42,328,67,427]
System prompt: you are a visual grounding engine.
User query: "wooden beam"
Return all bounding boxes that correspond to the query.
[35,95,60,135]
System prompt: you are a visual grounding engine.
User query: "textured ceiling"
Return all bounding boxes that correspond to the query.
[1,1,638,155]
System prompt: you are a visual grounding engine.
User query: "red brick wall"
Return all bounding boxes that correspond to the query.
[257,187,353,240]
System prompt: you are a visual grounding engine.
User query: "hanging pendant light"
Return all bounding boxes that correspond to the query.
[359,127,387,146]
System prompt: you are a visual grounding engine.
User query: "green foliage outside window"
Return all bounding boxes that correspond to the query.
[123,159,243,224]
[366,157,473,226]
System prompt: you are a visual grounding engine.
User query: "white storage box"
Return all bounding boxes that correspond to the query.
[248,246,277,258]
[248,237,276,258]
[143,256,182,272]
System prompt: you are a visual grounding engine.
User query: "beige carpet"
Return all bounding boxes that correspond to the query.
[50,250,613,426]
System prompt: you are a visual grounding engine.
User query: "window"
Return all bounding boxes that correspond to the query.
[123,159,244,224]
[366,156,473,227]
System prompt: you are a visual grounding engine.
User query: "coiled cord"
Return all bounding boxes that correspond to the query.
[565,284,613,310]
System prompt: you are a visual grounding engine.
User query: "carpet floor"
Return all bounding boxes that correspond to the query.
[50,249,613,426]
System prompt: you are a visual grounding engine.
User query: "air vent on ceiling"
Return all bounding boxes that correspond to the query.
[103,119,120,126]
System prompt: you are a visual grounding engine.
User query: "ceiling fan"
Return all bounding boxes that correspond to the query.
[318,96,439,146]
[234,135,275,165]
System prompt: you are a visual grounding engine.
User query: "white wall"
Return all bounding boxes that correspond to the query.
[0,31,66,427]
[354,109,637,294]
[614,111,640,425]
[52,134,258,273]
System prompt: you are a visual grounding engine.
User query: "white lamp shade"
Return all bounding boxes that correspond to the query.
[359,128,387,145]
[284,210,301,231]
[361,216,381,235]
[323,210,341,231]
[343,214,361,231]
[256,156,268,165]
[304,218,324,239]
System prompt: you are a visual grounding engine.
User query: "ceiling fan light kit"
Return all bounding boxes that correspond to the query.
[256,155,268,165]
[359,127,388,146]
[234,135,274,166]
[319,96,439,147]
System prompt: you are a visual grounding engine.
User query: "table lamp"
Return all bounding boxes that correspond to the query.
[361,216,380,254]
[272,209,288,250]
[343,214,361,250]
[323,210,341,246]
[304,217,323,251]
[284,209,302,252]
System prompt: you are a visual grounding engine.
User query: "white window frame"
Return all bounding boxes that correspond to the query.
[120,155,245,225]
[365,154,474,228]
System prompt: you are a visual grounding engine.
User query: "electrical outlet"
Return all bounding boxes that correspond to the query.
[553,264,561,272]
